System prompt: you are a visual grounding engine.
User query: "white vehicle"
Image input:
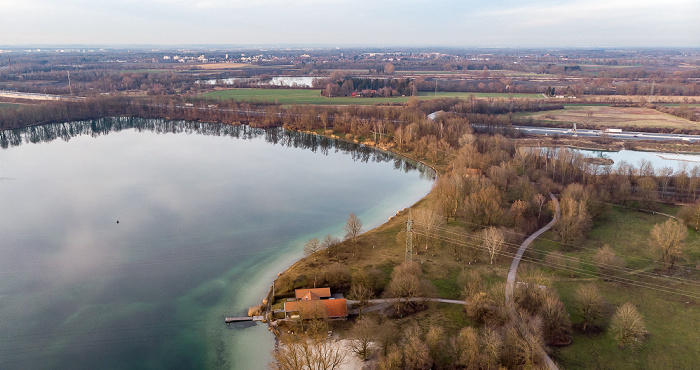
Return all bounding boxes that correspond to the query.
[603,128,622,133]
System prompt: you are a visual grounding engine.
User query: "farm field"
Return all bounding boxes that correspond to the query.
[120,69,172,74]
[201,88,543,105]
[527,206,700,369]
[524,105,700,130]
[401,70,537,77]
[580,95,700,104]
[196,63,249,70]
[0,102,21,110]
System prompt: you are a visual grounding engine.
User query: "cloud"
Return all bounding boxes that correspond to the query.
[0,0,697,46]
[478,0,697,27]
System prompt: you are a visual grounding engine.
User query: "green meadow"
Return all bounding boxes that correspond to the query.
[201,88,543,105]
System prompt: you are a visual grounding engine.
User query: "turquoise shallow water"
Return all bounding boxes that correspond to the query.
[0,118,434,369]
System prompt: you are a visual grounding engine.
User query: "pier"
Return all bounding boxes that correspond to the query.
[225,316,264,323]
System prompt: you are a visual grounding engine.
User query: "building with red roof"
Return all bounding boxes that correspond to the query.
[284,288,348,320]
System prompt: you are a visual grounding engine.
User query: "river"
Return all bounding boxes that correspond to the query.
[0,118,434,369]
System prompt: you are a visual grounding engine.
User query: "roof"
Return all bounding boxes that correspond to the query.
[323,299,348,318]
[301,291,320,301]
[284,299,348,319]
[294,288,331,300]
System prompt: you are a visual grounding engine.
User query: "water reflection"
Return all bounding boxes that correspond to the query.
[1,117,431,177]
[0,117,434,369]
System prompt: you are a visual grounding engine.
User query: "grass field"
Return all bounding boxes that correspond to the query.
[196,63,248,70]
[528,205,700,369]
[0,102,21,110]
[120,69,171,74]
[524,105,700,130]
[579,95,700,104]
[201,88,544,105]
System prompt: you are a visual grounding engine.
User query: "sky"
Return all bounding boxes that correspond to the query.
[1,0,698,48]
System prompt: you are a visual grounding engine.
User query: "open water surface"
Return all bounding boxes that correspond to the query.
[0,118,434,369]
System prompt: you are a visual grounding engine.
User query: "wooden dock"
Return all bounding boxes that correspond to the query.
[225,316,264,323]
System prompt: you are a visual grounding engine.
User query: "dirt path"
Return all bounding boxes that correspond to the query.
[505,193,560,370]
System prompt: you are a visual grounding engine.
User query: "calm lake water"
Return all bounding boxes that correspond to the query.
[573,148,700,172]
[0,118,434,369]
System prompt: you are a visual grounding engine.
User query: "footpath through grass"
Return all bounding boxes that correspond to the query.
[529,205,700,369]
[200,88,544,105]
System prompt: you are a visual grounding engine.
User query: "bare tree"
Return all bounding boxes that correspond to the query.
[385,262,432,313]
[321,234,340,250]
[480,227,505,264]
[435,175,462,222]
[269,332,346,370]
[377,344,403,370]
[403,335,432,370]
[451,326,481,369]
[414,207,445,252]
[679,202,700,231]
[303,238,321,261]
[481,326,502,369]
[457,268,483,299]
[384,62,395,75]
[648,218,688,269]
[658,166,674,198]
[349,317,376,361]
[344,213,363,255]
[554,196,592,243]
[637,176,658,206]
[375,320,399,358]
[540,294,572,345]
[348,283,374,317]
[463,185,503,226]
[575,284,605,331]
[593,244,625,277]
[425,325,447,367]
[609,302,648,348]
[296,300,327,330]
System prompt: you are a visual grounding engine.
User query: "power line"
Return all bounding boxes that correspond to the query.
[411,228,700,300]
[413,218,700,287]
[419,209,699,274]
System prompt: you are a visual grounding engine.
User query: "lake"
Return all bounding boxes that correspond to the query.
[0,118,434,369]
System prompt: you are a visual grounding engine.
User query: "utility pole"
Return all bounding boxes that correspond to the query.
[405,209,413,263]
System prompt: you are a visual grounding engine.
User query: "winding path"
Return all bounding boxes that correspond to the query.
[506,193,560,302]
[505,193,560,370]
[347,195,561,368]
